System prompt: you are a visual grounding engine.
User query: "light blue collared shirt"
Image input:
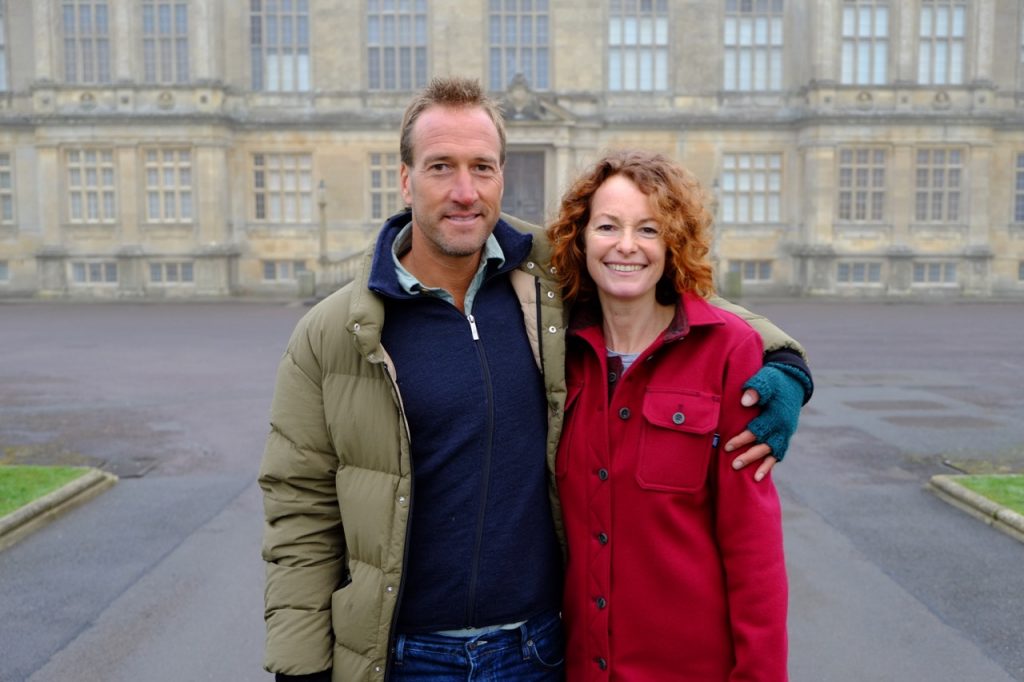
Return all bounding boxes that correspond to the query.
[391,221,506,314]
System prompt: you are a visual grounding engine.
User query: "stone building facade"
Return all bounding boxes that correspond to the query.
[0,0,1023,298]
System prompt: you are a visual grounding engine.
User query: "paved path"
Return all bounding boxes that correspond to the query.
[0,300,1022,681]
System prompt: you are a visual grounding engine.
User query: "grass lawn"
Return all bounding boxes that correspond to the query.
[956,474,1024,516]
[0,465,91,517]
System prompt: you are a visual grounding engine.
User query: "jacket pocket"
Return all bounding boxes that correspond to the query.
[555,382,584,479]
[636,388,720,493]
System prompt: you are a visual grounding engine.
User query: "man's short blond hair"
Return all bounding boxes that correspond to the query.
[399,77,507,167]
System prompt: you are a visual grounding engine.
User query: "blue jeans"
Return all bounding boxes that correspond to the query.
[390,610,565,681]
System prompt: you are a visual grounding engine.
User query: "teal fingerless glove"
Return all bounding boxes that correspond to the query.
[741,362,812,462]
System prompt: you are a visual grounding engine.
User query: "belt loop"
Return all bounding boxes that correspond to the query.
[519,619,532,661]
[394,634,406,664]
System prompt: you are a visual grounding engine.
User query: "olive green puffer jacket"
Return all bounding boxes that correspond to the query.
[258,215,567,681]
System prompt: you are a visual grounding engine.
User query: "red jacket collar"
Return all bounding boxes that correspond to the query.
[569,290,726,347]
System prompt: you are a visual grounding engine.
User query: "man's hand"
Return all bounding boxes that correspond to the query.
[725,388,778,482]
[726,363,811,481]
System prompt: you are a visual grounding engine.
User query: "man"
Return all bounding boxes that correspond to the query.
[259,77,812,682]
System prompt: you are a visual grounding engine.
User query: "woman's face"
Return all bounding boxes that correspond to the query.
[584,174,667,306]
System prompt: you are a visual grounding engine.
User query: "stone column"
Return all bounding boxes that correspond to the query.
[813,0,838,83]
[31,1,54,81]
[797,140,838,294]
[192,0,214,81]
[973,0,995,84]
[195,143,232,246]
[34,144,67,294]
[967,141,993,248]
[894,1,918,84]
[111,0,132,82]
[36,145,62,244]
[116,147,139,246]
[889,143,917,249]
[800,141,836,247]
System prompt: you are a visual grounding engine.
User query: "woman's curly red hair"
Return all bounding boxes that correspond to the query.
[548,149,715,306]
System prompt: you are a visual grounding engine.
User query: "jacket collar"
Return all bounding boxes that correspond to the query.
[569,290,726,348]
[366,210,534,299]
[347,212,537,361]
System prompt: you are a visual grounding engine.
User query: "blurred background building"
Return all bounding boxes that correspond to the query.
[0,0,1023,298]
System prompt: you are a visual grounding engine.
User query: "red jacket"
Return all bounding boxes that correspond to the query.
[558,292,788,681]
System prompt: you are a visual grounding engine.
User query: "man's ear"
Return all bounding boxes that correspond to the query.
[400,163,412,206]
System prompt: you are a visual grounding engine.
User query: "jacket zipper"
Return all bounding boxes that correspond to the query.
[534,278,545,379]
[384,357,413,682]
[465,312,494,626]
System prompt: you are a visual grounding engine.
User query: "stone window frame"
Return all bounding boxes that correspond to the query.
[912,260,958,285]
[840,0,889,86]
[367,0,427,91]
[252,152,314,224]
[917,0,966,86]
[729,259,774,282]
[66,147,117,224]
[488,0,550,92]
[262,259,307,282]
[250,0,311,92]
[143,147,194,224]
[61,0,113,84]
[914,147,964,224]
[607,0,669,92]
[0,151,13,224]
[837,147,887,223]
[70,260,119,285]
[369,152,403,222]
[141,0,190,84]
[1013,153,1024,224]
[723,0,784,92]
[149,260,195,285]
[837,260,883,285]
[719,152,783,225]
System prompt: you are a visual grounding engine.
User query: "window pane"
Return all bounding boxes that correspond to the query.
[252,0,308,91]
[607,0,668,91]
[369,0,429,90]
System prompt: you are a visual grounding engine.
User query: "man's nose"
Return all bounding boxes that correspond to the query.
[450,168,477,204]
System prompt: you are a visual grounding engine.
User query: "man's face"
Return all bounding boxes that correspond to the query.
[400,105,504,263]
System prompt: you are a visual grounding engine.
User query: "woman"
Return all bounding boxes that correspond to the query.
[548,150,788,681]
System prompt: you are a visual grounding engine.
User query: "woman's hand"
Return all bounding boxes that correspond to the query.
[726,361,810,481]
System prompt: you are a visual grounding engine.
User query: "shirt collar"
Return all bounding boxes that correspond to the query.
[390,220,506,302]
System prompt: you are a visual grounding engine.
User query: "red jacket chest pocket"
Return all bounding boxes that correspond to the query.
[636,388,721,493]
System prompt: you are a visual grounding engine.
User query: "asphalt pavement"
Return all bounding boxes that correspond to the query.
[0,299,1022,682]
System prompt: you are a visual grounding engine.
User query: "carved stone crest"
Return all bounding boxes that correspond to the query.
[501,74,543,120]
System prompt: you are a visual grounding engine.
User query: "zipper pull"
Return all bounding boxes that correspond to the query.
[467,314,480,341]
[712,433,720,449]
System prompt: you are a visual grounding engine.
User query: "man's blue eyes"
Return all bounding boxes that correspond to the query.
[426,163,495,172]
